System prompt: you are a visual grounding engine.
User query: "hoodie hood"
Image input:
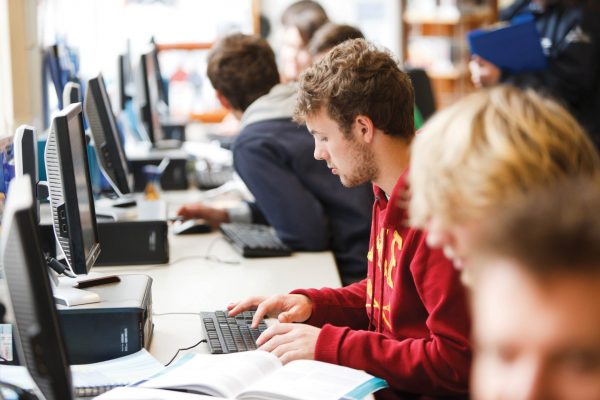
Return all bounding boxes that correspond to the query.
[240,82,298,129]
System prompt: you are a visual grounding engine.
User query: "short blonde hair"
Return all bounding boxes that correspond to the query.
[409,85,600,228]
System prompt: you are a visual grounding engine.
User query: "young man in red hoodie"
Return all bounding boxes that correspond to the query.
[228,39,471,399]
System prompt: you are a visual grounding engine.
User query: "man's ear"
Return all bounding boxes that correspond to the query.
[355,115,375,143]
[215,91,233,111]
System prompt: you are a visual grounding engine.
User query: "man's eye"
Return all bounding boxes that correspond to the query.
[320,137,328,142]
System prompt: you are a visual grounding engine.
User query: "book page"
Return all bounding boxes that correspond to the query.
[238,360,384,400]
[139,351,281,397]
[95,387,218,399]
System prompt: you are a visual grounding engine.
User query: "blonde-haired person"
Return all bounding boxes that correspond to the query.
[409,85,600,278]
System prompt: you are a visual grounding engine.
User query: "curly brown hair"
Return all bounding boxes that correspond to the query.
[207,33,280,112]
[294,39,414,139]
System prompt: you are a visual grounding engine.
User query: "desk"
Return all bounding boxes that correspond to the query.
[94,193,341,364]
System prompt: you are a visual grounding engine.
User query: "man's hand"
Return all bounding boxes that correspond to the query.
[227,294,313,328]
[257,323,320,364]
[469,55,502,88]
[176,203,228,229]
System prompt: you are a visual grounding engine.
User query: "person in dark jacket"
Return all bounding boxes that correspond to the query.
[177,33,373,285]
[469,0,600,147]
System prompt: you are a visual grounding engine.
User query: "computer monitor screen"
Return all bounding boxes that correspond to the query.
[45,103,101,275]
[1,175,74,400]
[14,125,39,223]
[138,50,166,144]
[85,73,132,196]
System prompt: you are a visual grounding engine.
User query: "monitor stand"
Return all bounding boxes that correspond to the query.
[48,270,101,307]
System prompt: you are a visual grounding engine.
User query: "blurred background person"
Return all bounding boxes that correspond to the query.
[280,0,329,83]
[469,0,600,147]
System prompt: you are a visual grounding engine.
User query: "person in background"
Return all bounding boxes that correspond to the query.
[307,22,424,129]
[229,39,471,399]
[280,0,329,83]
[469,0,600,147]
[178,34,373,285]
[408,85,600,282]
[308,22,365,62]
[469,177,600,400]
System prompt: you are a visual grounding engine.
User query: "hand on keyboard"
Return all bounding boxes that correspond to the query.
[227,294,313,328]
[176,203,228,229]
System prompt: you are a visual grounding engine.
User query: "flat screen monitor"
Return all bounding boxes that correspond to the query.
[150,38,169,107]
[45,103,101,275]
[85,73,133,197]
[138,50,166,144]
[1,175,74,400]
[14,125,39,223]
[118,53,134,111]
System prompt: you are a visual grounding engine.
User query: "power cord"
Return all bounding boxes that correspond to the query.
[134,237,240,270]
[152,312,201,317]
[164,339,207,367]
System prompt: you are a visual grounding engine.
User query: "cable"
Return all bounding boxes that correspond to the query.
[134,237,240,270]
[164,339,207,367]
[152,312,200,317]
[0,355,8,362]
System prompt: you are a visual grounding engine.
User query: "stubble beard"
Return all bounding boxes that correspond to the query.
[339,139,378,188]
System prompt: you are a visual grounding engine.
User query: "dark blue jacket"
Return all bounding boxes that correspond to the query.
[500,0,600,145]
[233,118,373,284]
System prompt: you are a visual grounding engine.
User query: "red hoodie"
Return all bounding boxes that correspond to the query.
[292,171,471,399]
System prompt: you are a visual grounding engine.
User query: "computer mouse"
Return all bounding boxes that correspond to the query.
[172,219,212,235]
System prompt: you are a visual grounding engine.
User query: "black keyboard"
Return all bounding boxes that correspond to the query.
[219,223,292,258]
[201,310,268,354]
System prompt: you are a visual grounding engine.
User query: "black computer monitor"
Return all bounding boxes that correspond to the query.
[45,103,101,276]
[1,175,74,400]
[150,38,169,107]
[85,73,134,202]
[118,53,134,111]
[138,50,166,144]
[14,125,39,223]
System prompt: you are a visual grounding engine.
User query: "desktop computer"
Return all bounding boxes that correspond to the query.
[42,103,153,362]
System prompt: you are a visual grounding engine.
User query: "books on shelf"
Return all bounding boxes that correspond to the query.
[133,350,388,400]
[468,13,547,73]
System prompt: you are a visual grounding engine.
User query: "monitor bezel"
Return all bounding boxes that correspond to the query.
[85,73,132,196]
[1,175,74,400]
[46,103,101,275]
[14,125,39,223]
[139,51,165,144]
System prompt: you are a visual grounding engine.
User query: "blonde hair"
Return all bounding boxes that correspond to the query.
[409,85,600,228]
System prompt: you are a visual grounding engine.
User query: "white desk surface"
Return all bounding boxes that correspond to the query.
[94,192,342,364]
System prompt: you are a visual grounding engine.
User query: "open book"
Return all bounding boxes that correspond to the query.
[136,350,388,399]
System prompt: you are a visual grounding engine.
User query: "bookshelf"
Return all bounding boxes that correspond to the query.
[401,0,498,108]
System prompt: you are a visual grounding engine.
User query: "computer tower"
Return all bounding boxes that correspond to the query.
[95,220,169,266]
[57,274,153,364]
